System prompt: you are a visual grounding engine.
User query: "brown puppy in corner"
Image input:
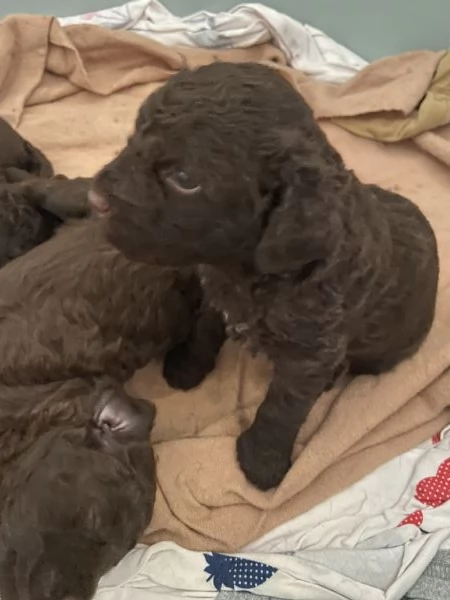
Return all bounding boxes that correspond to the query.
[0,380,156,600]
[0,118,53,180]
[0,117,90,266]
[0,173,91,267]
[91,61,439,491]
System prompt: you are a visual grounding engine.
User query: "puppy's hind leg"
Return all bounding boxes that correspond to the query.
[163,304,226,391]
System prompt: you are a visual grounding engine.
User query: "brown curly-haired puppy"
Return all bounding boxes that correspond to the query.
[0,217,223,598]
[0,118,90,266]
[91,62,439,491]
[0,380,156,600]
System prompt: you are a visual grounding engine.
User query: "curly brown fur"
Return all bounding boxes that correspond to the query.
[0,217,223,388]
[0,216,224,598]
[0,381,156,600]
[91,61,439,491]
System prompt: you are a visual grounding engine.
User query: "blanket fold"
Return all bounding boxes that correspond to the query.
[285,49,450,166]
[0,15,448,552]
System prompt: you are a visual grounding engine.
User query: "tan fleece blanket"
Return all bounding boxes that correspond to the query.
[297,50,450,166]
[1,15,449,553]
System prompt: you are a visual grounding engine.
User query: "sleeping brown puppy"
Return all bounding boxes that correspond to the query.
[0,216,224,598]
[91,61,439,491]
[0,380,156,600]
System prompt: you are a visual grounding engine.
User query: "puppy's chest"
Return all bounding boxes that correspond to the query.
[198,266,272,343]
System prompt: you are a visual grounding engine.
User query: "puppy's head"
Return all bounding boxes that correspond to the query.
[0,391,156,600]
[0,534,109,600]
[90,62,343,274]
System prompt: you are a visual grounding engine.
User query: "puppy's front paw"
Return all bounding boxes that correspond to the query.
[163,344,211,391]
[236,429,291,491]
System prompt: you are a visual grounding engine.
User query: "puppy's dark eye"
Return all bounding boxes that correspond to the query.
[165,171,201,194]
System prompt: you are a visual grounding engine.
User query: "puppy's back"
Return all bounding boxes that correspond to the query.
[0,219,191,385]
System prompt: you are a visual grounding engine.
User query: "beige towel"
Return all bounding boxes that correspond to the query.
[0,15,448,552]
[282,50,450,166]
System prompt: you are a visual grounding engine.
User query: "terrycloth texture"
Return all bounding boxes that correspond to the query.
[292,49,450,166]
[331,51,450,140]
[0,15,449,552]
[0,15,285,168]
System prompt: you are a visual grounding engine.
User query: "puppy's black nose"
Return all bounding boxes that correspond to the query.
[88,188,110,217]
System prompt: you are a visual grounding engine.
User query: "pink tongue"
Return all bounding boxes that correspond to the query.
[88,189,111,216]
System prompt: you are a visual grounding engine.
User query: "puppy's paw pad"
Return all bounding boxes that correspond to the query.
[236,430,291,491]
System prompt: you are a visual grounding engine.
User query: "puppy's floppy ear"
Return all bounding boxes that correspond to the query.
[93,390,156,445]
[255,128,342,275]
